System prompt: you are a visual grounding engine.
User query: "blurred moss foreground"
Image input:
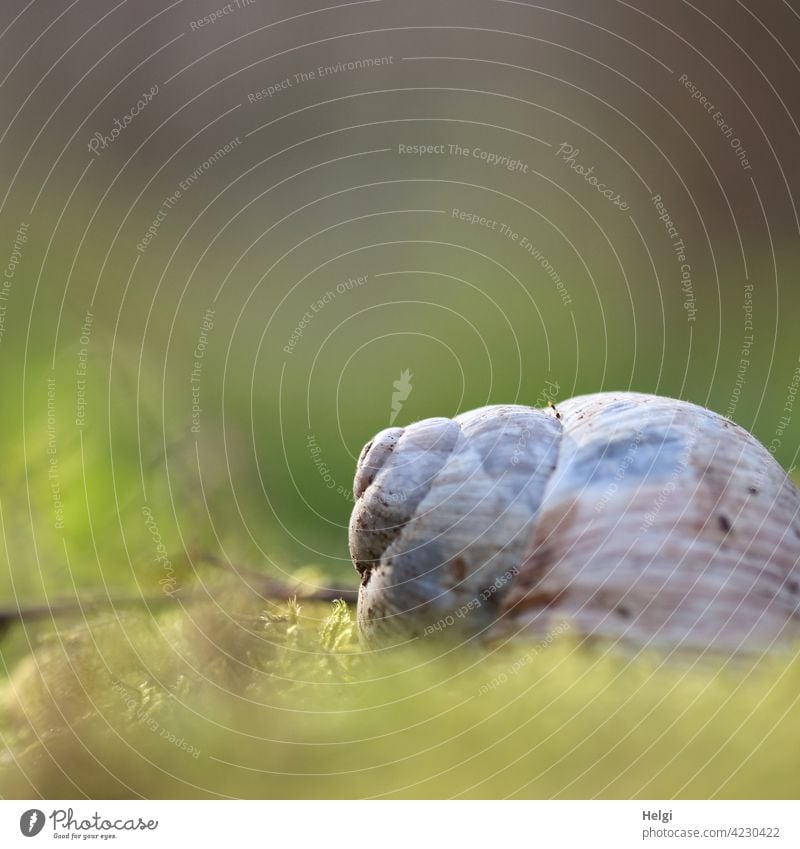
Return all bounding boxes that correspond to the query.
[1,588,798,799]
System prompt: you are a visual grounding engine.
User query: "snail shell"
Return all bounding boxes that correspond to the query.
[349,392,800,652]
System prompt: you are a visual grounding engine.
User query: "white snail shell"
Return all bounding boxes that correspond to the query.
[349,392,800,652]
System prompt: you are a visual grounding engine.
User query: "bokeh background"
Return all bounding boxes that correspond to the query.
[1,0,799,799]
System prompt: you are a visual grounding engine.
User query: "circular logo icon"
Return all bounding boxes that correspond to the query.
[19,810,46,837]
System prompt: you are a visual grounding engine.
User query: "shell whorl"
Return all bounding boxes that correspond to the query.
[348,392,800,652]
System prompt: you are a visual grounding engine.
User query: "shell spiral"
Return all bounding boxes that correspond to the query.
[348,392,800,652]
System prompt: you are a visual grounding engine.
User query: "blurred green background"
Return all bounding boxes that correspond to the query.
[0,0,799,799]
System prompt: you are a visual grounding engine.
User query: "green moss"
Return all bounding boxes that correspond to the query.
[1,588,798,799]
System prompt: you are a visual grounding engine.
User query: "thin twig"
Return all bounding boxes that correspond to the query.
[0,557,357,636]
[192,551,358,603]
